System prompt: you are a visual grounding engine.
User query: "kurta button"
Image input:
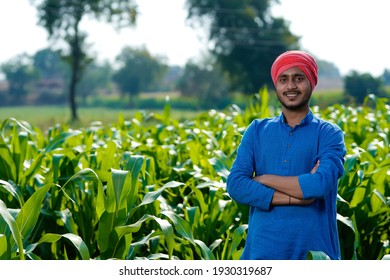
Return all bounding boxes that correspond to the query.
[284,160,288,163]
[289,132,293,136]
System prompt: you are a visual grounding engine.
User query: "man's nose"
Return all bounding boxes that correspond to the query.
[287,79,297,90]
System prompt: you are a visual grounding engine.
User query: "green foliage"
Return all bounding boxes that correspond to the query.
[186,0,300,93]
[326,94,390,260]
[382,69,390,86]
[33,0,138,120]
[344,71,385,104]
[1,54,38,98]
[112,46,168,106]
[177,59,229,108]
[0,89,389,260]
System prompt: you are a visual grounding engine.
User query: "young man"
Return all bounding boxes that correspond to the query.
[226,50,346,260]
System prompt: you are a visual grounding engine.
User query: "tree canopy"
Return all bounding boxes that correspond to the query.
[1,54,37,98]
[178,58,229,109]
[112,46,168,106]
[185,0,300,94]
[32,0,137,121]
[344,71,384,104]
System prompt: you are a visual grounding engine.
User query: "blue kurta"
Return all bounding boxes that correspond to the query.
[226,110,346,260]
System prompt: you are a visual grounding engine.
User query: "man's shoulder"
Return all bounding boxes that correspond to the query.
[249,116,279,129]
[312,115,343,133]
[251,116,279,125]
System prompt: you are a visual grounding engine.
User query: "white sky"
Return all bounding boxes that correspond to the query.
[1,0,389,76]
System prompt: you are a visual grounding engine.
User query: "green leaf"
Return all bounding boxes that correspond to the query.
[0,179,24,206]
[188,184,208,214]
[194,239,215,260]
[336,213,355,232]
[62,233,90,260]
[126,231,161,260]
[0,233,9,259]
[229,224,248,257]
[0,200,24,260]
[306,250,331,260]
[122,155,146,210]
[185,206,200,229]
[162,210,195,242]
[97,211,116,254]
[187,141,200,166]
[343,154,359,175]
[15,183,57,244]
[0,139,16,182]
[136,181,184,208]
[44,130,82,154]
[111,168,129,211]
[381,254,390,260]
[151,216,174,259]
[259,86,270,118]
[99,141,118,178]
[114,214,174,259]
[25,233,90,260]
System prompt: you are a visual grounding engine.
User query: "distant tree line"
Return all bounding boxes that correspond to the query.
[1,45,388,110]
[0,0,388,118]
[0,47,170,106]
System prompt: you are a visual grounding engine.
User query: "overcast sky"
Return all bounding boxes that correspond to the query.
[1,0,389,76]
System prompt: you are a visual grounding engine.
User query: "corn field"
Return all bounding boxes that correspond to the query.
[0,90,389,260]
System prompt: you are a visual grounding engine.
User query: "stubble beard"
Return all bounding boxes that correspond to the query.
[277,91,311,111]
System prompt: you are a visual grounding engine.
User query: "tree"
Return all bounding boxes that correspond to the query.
[317,59,341,79]
[33,48,69,80]
[382,69,390,86]
[185,0,299,94]
[32,0,137,121]
[33,48,70,104]
[177,59,229,109]
[1,54,38,103]
[150,65,183,92]
[315,58,343,90]
[344,71,384,104]
[112,46,168,107]
[77,61,113,105]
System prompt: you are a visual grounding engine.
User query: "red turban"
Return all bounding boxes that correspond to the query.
[271,50,318,90]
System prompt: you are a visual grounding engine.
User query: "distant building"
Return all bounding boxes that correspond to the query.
[0,80,9,92]
[316,76,343,91]
[35,78,65,95]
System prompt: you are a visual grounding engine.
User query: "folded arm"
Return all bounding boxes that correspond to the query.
[272,190,314,205]
[254,161,319,205]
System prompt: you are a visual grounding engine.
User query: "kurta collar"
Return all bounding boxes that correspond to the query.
[279,110,314,127]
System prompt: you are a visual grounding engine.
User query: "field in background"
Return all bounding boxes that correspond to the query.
[0,105,202,132]
[0,89,345,131]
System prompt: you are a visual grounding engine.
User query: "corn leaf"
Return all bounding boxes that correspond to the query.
[15,183,57,244]
[162,210,195,242]
[306,250,331,260]
[0,200,24,260]
[25,233,90,260]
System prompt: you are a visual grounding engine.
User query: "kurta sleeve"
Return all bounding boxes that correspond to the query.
[298,123,346,199]
[227,120,275,210]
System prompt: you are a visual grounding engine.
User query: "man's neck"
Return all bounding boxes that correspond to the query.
[282,108,310,128]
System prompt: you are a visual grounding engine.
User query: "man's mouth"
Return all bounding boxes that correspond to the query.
[285,92,299,97]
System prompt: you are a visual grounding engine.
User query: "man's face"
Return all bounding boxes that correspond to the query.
[274,66,312,111]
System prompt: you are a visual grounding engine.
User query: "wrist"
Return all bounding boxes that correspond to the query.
[254,175,264,185]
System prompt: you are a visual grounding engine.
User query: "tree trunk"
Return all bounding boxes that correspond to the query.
[69,25,81,122]
[69,66,79,121]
